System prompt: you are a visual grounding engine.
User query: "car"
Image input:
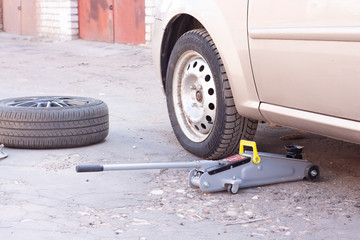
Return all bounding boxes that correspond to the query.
[152,0,360,159]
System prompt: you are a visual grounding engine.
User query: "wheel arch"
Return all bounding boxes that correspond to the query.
[157,1,264,120]
[160,14,204,90]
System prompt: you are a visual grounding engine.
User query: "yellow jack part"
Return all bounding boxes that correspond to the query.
[239,140,261,164]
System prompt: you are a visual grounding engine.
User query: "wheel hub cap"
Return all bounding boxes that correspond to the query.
[195,91,203,102]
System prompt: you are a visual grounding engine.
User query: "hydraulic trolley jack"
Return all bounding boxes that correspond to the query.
[76,141,319,194]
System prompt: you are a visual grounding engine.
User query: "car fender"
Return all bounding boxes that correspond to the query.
[154,0,264,120]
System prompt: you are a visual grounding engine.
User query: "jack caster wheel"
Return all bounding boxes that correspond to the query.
[305,165,320,181]
[227,184,239,194]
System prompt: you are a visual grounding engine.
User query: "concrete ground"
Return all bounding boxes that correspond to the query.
[0,32,359,240]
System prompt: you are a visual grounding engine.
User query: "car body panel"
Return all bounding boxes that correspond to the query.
[248,0,360,121]
[248,0,360,28]
[152,0,360,145]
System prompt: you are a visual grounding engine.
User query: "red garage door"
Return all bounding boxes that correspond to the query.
[78,0,145,44]
[114,0,145,44]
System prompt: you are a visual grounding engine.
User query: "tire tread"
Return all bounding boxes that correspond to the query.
[0,98,109,149]
[167,29,258,160]
[188,29,258,159]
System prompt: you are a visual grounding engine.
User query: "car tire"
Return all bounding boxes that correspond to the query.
[166,29,258,159]
[0,96,109,149]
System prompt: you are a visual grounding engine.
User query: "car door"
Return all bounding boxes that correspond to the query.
[248,0,360,122]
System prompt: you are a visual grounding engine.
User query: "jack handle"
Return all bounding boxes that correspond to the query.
[76,165,104,172]
[239,140,261,164]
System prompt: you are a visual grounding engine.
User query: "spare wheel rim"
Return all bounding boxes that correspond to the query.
[5,97,90,108]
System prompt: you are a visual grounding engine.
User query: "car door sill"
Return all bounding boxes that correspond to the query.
[259,103,360,144]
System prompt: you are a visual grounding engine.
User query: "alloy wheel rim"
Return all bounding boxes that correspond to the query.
[5,97,90,108]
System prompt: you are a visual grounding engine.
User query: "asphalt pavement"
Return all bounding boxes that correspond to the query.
[0,32,359,240]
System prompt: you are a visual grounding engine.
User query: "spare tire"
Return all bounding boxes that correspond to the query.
[0,96,109,149]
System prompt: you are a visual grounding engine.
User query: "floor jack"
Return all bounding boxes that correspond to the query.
[76,140,319,194]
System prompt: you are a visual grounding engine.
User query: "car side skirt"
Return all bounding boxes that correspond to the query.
[260,103,360,144]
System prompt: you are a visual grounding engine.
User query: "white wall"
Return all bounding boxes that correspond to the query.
[37,0,78,40]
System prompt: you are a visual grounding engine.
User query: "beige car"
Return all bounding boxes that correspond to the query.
[152,0,360,159]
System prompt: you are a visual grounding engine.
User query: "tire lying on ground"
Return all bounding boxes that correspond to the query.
[0,96,109,149]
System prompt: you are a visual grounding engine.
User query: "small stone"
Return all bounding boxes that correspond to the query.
[203,210,210,214]
[20,219,33,223]
[131,218,150,226]
[244,211,253,216]
[150,189,164,195]
[176,213,185,219]
[176,189,185,194]
[293,192,301,197]
[252,195,259,200]
[186,194,194,199]
[279,226,290,231]
[133,146,137,149]
[77,211,89,216]
[226,209,238,217]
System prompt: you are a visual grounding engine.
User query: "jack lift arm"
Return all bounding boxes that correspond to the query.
[76,141,319,194]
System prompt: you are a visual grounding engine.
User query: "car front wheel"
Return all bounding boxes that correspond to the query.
[166,29,258,159]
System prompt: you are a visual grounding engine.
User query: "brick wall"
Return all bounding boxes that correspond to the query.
[37,0,78,40]
[145,0,157,46]
[0,0,3,31]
